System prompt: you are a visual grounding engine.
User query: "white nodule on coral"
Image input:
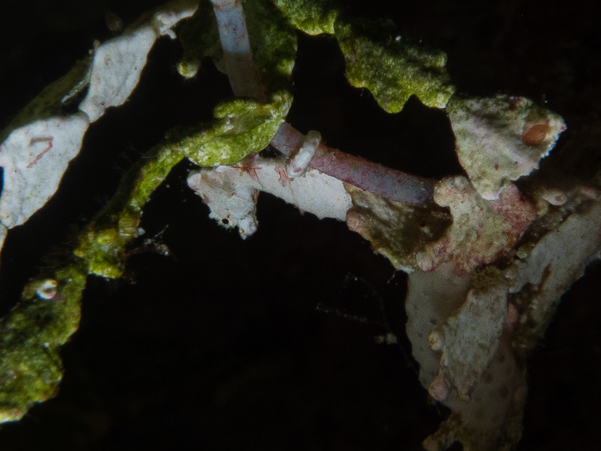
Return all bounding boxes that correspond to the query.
[428,369,449,401]
[0,112,90,228]
[540,187,567,206]
[428,330,444,351]
[287,130,321,178]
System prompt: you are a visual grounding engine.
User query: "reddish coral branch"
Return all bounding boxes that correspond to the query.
[270,122,434,204]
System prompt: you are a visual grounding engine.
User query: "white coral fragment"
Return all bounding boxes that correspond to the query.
[406,193,601,451]
[187,154,353,238]
[434,283,508,400]
[416,176,535,276]
[0,113,90,228]
[406,262,471,391]
[79,27,157,122]
[407,264,526,451]
[510,200,601,334]
[79,0,198,122]
[188,166,260,239]
[448,95,566,200]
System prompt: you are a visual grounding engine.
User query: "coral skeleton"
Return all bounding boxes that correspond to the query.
[0,1,599,449]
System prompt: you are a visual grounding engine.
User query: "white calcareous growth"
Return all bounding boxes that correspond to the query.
[448,95,566,200]
[407,263,526,451]
[509,198,601,336]
[80,0,199,122]
[406,196,601,451]
[416,176,535,276]
[286,130,321,178]
[187,153,353,239]
[429,283,509,401]
[0,113,90,228]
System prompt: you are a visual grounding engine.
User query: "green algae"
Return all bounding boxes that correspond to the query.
[334,18,455,111]
[0,0,457,424]
[273,0,454,111]
[0,80,292,417]
[0,263,87,422]
[270,0,340,35]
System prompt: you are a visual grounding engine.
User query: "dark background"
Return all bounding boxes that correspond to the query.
[0,1,600,450]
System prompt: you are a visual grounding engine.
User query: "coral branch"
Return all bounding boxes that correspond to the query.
[188,153,353,239]
[210,0,266,101]
[270,122,434,205]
